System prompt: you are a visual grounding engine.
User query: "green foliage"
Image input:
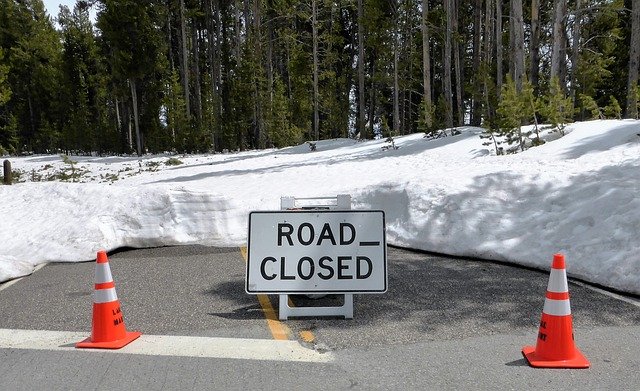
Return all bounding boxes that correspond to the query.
[56,154,87,182]
[578,94,602,120]
[0,113,18,154]
[603,95,622,119]
[163,68,190,152]
[1,0,62,153]
[0,48,10,106]
[58,3,110,154]
[573,1,622,112]
[265,75,303,148]
[495,76,526,152]
[540,78,573,136]
[417,97,436,135]
[165,157,183,166]
[97,0,167,154]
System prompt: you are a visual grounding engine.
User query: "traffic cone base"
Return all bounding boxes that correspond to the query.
[76,331,141,349]
[522,345,590,369]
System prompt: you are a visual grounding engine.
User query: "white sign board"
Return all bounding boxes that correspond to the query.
[246,210,387,294]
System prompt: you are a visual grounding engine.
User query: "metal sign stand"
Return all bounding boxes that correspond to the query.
[278,194,354,320]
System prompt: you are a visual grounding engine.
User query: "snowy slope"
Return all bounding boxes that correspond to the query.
[1,119,639,295]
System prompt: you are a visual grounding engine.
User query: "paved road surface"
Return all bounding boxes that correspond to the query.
[1,246,638,390]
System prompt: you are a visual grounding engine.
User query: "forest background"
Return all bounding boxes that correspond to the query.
[0,0,639,156]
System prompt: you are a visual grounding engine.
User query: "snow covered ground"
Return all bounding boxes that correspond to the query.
[1,119,639,295]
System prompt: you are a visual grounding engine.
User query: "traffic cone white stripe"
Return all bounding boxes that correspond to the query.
[94,263,113,284]
[543,298,571,316]
[547,269,568,292]
[94,287,118,304]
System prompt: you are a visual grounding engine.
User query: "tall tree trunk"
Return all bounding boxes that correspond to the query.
[570,0,582,107]
[484,0,494,120]
[405,8,414,135]
[551,0,567,83]
[252,0,263,148]
[129,78,142,156]
[312,0,319,141]
[369,62,375,138]
[234,0,241,61]
[193,26,202,123]
[115,96,121,133]
[357,0,366,139]
[27,91,35,139]
[206,0,220,151]
[453,0,463,126]
[496,0,503,94]
[471,0,483,126]
[444,0,454,129]
[530,0,541,92]
[627,0,640,118]
[266,0,274,104]
[393,4,400,135]
[510,0,524,92]
[421,0,432,129]
[179,0,191,120]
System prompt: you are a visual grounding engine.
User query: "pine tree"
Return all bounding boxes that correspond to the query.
[578,94,602,120]
[265,75,303,148]
[97,0,167,156]
[2,0,62,153]
[521,80,543,146]
[495,76,526,152]
[0,48,9,107]
[163,68,189,152]
[541,78,573,136]
[59,3,106,154]
[603,95,622,119]
[0,47,12,153]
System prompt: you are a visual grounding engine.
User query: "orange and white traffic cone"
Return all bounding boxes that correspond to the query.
[522,253,589,368]
[76,250,141,349]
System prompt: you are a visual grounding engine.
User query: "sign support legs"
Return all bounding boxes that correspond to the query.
[278,294,353,320]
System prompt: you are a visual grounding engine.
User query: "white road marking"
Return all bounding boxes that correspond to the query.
[0,329,333,363]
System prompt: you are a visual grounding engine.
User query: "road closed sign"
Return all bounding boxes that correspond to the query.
[246,210,387,294]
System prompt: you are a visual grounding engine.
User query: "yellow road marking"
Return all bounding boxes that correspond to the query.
[240,246,291,341]
[299,330,315,344]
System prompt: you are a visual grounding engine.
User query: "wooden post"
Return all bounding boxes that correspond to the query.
[3,160,11,185]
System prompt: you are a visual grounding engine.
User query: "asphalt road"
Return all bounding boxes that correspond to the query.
[1,245,639,390]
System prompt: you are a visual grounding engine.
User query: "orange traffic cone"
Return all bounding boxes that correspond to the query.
[76,250,141,349]
[522,253,589,368]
